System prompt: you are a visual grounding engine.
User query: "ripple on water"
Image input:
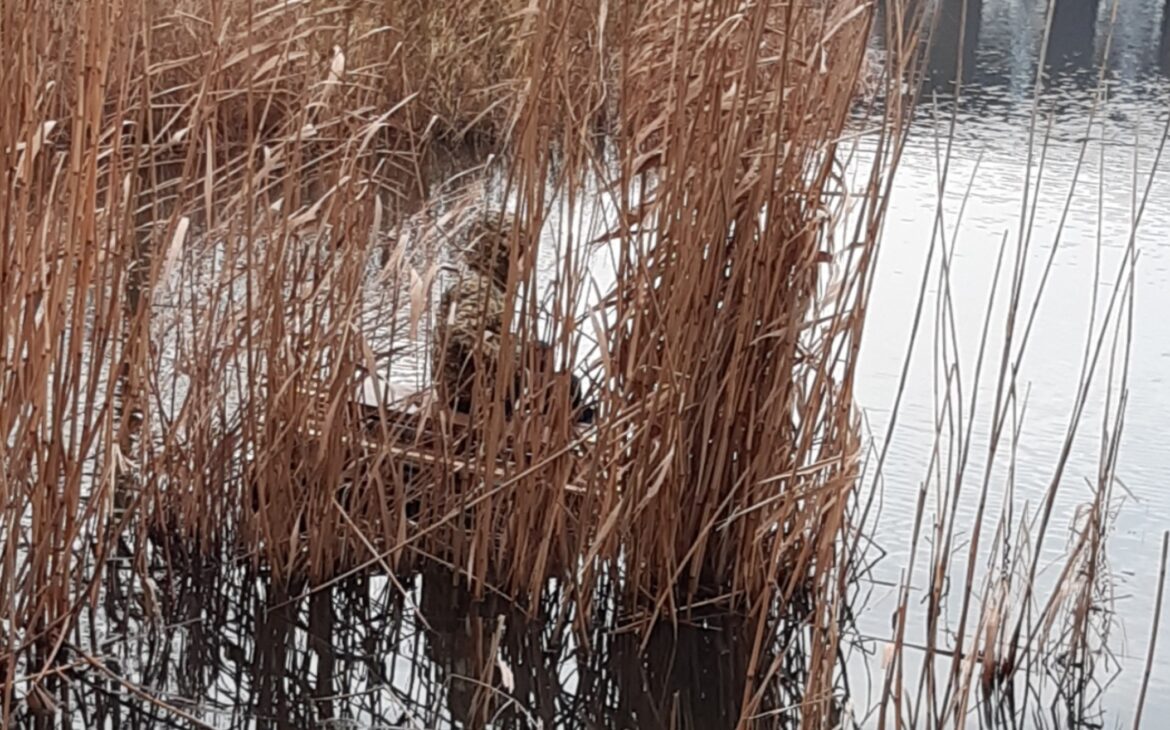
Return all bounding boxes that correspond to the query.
[858,38,1170,722]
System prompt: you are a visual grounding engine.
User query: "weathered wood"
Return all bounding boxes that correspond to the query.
[286,377,594,493]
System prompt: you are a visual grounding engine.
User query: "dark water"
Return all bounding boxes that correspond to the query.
[59,561,831,729]
[22,1,1170,728]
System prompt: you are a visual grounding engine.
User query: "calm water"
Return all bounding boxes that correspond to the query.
[854,0,1170,724]
[35,1,1170,728]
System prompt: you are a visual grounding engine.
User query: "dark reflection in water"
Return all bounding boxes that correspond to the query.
[47,561,846,729]
[1161,1,1170,74]
[1045,0,1100,72]
[925,0,984,93]
[912,0,1170,95]
[26,552,1111,728]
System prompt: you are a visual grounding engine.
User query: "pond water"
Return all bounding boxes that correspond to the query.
[853,0,1170,725]
[32,1,1170,728]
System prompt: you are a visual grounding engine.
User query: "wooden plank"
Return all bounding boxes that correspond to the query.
[280,374,596,495]
[298,423,587,494]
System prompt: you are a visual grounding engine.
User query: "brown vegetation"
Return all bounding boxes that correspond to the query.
[1,0,897,719]
[0,0,1151,726]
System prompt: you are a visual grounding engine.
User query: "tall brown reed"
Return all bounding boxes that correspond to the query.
[0,0,538,717]
[1,0,913,725]
[0,0,150,720]
[460,3,917,727]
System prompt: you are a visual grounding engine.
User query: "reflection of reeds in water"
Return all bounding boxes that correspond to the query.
[56,562,840,729]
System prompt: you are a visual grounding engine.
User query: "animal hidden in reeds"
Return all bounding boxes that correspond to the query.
[433,211,594,423]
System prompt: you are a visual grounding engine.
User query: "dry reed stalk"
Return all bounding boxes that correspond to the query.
[872,125,1141,730]
[113,0,594,587]
[496,1,913,725]
[1133,531,1169,730]
[0,0,602,713]
[406,0,917,650]
[591,0,899,620]
[0,0,149,719]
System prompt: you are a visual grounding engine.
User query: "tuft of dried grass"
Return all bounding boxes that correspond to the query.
[596,0,884,608]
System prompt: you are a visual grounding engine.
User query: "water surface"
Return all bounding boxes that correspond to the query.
[855,0,1170,724]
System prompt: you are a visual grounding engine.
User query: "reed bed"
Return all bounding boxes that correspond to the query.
[0,0,546,718]
[1,0,902,721]
[1,0,1156,726]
